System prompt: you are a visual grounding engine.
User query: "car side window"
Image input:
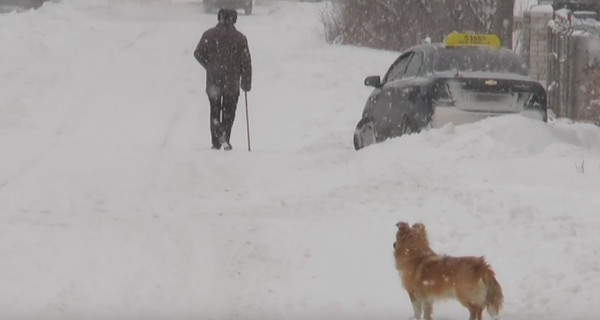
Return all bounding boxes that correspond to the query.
[384,52,413,83]
[404,52,423,77]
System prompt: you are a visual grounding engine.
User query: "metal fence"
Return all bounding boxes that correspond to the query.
[547,16,600,125]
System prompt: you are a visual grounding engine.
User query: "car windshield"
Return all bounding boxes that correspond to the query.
[434,47,528,75]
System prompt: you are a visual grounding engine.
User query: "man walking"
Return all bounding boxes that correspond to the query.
[194,8,252,151]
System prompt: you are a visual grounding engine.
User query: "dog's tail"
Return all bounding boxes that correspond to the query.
[483,268,504,319]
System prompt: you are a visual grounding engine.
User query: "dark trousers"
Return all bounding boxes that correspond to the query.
[209,94,239,148]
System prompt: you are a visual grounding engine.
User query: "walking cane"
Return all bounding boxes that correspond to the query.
[244,91,251,152]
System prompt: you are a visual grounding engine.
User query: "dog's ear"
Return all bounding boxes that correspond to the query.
[396,222,410,235]
[412,223,427,234]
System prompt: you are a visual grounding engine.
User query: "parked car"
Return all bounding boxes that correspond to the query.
[0,0,46,12]
[552,0,600,17]
[204,0,252,15]
[353,33,548,150]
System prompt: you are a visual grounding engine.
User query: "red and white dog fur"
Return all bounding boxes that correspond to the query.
[393,222,503,320]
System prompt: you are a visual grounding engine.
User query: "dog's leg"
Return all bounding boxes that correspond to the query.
[423,300,434,320]
[408,292,422,319]
[467,305,483,320]
[457,290,484,320]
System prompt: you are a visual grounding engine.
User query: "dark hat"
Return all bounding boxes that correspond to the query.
[217,8,237,25]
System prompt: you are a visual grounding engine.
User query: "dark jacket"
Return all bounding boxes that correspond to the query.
[194,22,252,96]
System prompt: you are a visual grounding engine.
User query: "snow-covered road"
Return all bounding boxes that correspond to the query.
[1,1,599,319]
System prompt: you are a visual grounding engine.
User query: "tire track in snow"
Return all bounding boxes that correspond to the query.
[0,153,45,191]
[120,23,161,51]
[159,103,185,151]
[0,119,81,191]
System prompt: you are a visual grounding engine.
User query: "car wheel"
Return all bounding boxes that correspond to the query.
[245,6,252,15]
[399,115,416,136]
[353,118,377,150]
[203,3,212,13]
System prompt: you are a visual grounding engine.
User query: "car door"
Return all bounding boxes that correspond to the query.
[395,50,432,131]
[373,51,418,138]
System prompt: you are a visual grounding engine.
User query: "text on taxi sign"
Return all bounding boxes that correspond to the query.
[444,33,501,50]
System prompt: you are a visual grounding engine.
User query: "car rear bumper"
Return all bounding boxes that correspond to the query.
[431,106,547,128]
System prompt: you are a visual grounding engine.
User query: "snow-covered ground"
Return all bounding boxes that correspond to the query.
[1,1,600,319]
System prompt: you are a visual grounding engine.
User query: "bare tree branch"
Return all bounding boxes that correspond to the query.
[467,0,498,32]
[374,0,401,19]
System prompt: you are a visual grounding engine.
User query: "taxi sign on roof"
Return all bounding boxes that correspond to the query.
[443,32,501,50]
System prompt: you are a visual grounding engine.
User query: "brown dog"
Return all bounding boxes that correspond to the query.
[393,222,503,320]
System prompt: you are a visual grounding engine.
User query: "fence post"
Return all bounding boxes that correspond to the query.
[572,35,589,121]
[547,25,554,116]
